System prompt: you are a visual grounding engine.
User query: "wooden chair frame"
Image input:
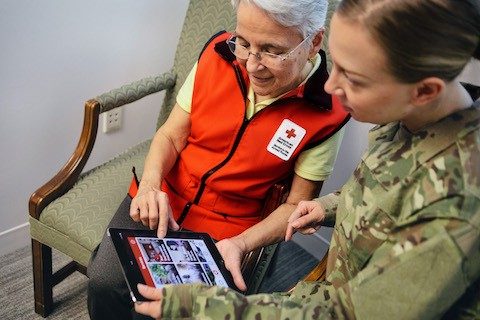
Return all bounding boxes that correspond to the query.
[29,100,100,316]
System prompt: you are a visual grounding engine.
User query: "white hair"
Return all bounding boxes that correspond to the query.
[231,0,328,38]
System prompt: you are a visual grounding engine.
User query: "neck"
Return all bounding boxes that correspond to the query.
[402,81,473,132]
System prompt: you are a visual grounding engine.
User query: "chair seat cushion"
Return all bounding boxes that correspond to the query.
[30,139,150,266]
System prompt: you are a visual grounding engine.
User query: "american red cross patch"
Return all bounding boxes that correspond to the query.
[267,119,306,161]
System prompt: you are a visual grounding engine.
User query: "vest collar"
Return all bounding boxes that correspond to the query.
[214,35,333,110]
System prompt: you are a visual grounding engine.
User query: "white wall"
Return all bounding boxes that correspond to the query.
[459,58,480,85]
[0,0,189,256]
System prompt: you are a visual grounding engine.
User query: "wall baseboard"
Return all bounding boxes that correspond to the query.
[0,222,30,257]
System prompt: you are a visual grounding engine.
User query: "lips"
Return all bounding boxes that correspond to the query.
[338,98,353,113]
[335,95,353,113]
[250,75,272,85]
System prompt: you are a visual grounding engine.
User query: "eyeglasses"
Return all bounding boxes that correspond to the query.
[226,34,312,69]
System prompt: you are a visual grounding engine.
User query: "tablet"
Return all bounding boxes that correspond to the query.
[108,228,238,302]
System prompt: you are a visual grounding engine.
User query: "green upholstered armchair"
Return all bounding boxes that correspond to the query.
[29,0,236,316]
[28,0,340,316]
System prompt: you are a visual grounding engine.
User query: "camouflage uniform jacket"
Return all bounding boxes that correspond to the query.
[160,101,480,320]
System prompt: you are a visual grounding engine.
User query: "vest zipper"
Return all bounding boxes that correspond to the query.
[178,63,249,225]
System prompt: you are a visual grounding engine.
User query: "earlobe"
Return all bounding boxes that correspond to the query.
[412,78,445,106]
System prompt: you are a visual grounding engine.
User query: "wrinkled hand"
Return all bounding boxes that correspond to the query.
[216,237,248,291]
[130,185,179,238]
[134,284,163,319]
[285,200,325,241]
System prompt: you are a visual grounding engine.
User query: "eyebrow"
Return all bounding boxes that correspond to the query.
[333,58,372,81]
[344,69,370,80]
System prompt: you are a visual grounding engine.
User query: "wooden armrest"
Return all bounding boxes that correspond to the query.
[241,244,278,295]
[29,99,100,219]
[29,72,177,219]
[303,250,328,282]
[242,178,291,275]
[240,248,263,282]
[240,178,292,292]
[287,250,328,293]
[260,179,291,219]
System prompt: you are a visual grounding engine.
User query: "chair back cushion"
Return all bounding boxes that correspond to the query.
[157,0,236,128]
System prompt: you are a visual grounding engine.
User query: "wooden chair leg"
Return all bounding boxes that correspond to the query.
[31,239,53,317]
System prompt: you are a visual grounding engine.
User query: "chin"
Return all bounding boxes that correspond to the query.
[250,77,276,91]
[251,86,273,98]
[353,115,387,126]
[349,113,368,123]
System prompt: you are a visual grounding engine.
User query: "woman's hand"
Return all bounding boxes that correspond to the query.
[216,237,248,291]
[285,200,325,241]
[130,184,179,238]
[134,284,163,319]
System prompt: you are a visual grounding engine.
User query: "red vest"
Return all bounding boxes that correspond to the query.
[162,32,349,240]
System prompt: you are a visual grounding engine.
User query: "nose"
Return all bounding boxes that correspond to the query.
[324,69,336,94]
[324,68,344,96]
[245,52,266,72]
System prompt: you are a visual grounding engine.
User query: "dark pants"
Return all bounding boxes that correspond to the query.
[87,197,151,320]
[87,196,319,320]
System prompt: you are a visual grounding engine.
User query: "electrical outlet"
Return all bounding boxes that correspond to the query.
[103,108,122,133]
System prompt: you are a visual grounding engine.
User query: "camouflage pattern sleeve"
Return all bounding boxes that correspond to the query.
[316,191,341,227]
[161,282,341,319]
[161,206,479,320]
[331,210,480,320]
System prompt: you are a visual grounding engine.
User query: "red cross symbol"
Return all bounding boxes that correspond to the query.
[286,128,296,139]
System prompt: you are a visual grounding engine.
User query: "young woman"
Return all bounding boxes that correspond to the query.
[135,0,480,318]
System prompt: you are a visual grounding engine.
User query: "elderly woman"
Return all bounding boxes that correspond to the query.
[135,0,480,319]
[87,0,348,319]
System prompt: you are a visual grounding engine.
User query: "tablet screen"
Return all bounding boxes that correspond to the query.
[108,228,236,301]
[127,235,229,288]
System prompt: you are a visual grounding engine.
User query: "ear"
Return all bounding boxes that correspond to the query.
[411,77,445,106]
[309,29,325,58]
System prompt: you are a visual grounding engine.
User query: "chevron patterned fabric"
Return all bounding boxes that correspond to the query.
[96,72,176,114]
[32,140,150,266]
[157,0,236,129]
